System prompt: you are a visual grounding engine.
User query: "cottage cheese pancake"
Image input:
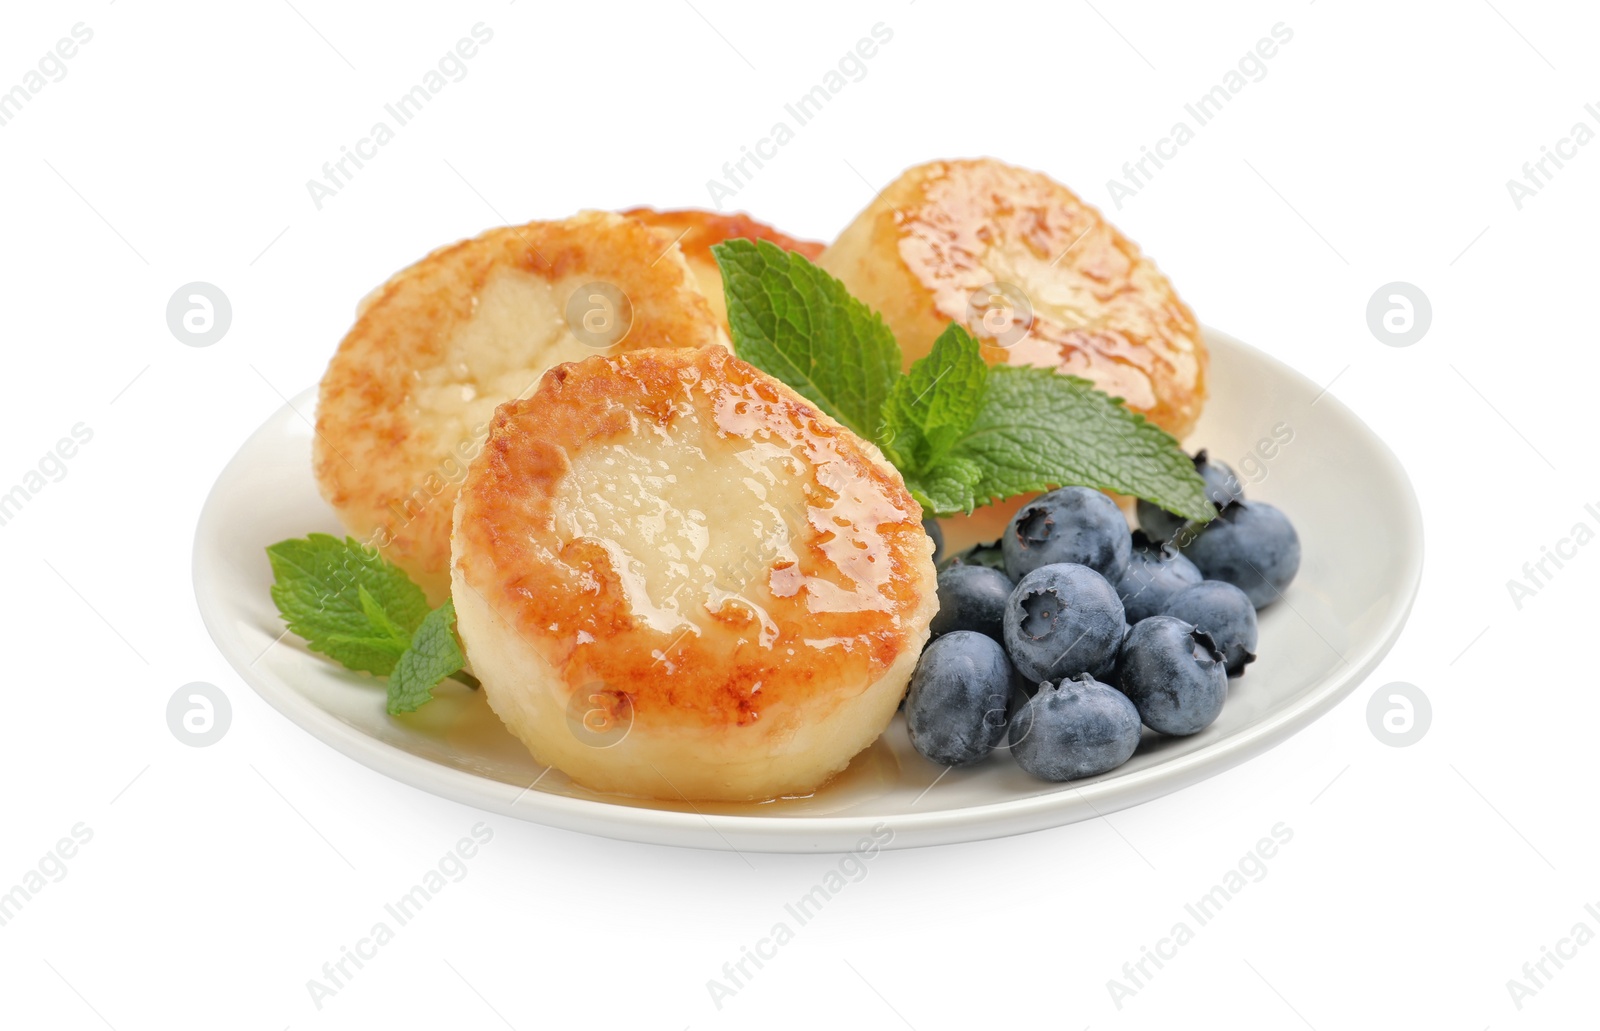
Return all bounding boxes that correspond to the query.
[451,346,938,802]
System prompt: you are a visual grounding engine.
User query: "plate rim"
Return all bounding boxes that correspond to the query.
[193,327,1424,852]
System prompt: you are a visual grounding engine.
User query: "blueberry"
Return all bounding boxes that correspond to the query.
[905,631,1013,766]
[1178,500,1300,608]
[1003,486,1131,583]
[1008,673,1142,781]
[1115,531,1203,623]
[1116,616,1227,736]
[1163,580,1258,677]
[1001,562,1125,683]
[1193,449,1246,507]
[1137,450,1245,543]
[930,564,1014,641]
[923,517,945,564]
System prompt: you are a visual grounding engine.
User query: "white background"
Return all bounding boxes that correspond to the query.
[1,0,1595,1027]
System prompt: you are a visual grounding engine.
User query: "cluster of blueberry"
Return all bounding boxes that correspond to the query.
[907,452,1301,782]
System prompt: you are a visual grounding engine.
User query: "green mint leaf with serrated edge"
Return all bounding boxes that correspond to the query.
[712,238,902,441]
[932,361,1214,520]
[266,533,430,677]
[880,322,989,473]
[901,456,985,517]
[387,600,465,715]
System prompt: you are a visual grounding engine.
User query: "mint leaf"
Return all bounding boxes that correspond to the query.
[940,364,1213,520]
[881,322,988,472]
[713,239,902,441]
[267,534,430,675]
[388,600,465,715]
[901,456,985,517]
[358,585,414,648]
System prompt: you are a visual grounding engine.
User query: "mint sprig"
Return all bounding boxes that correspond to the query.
[266,534,468,714]
[712,243,1213,522]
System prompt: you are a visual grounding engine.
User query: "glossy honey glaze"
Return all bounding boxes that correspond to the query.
[894,159,1205,430]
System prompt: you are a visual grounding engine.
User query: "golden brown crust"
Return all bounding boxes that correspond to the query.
[453,346,931,729]
[313,211,725,602]
[622,207,825,264]
[818,158,1207,439]
[622,207,825,328]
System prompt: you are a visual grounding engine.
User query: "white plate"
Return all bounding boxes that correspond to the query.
[193,329,1422,853]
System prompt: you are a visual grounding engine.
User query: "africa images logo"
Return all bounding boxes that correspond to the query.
[305,23,495,210]
[1105,22,1294,210]
[1504,103,1600,210]
[704,22,894,210]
